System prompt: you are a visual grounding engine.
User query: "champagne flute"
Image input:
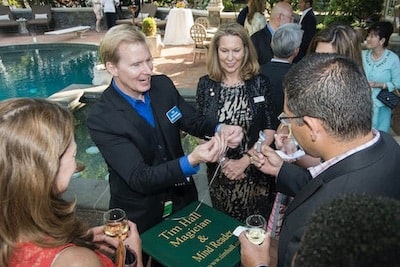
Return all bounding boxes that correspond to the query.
[104,208,130,267]
[245,214,267,245]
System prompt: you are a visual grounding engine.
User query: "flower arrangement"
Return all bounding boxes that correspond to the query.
[142,17,157,36]
[175,1,186,8]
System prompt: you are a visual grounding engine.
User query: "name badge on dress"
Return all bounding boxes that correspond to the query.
[166,106,182,124]
[253,96,265,103]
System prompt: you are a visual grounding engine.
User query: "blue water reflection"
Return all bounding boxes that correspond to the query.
[0,43,99,100]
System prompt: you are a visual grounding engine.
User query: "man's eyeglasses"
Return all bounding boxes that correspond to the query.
[278,112,304,125]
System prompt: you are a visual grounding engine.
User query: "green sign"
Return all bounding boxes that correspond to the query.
[141,201,242,267]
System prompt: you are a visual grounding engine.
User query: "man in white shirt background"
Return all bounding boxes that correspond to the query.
[293,0,316,62]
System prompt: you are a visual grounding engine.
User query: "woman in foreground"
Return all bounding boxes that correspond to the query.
[0,98,142,267]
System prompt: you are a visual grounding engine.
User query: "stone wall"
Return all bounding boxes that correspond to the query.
[9,7,237,31]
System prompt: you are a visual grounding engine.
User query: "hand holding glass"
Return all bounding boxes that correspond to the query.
[245,214,267,245]
[103,208,129,240]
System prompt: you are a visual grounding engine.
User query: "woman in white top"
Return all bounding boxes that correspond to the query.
[93,0,103,32]
[244,0,266,36]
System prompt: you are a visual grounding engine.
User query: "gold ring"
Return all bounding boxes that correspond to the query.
[249,156,254,165]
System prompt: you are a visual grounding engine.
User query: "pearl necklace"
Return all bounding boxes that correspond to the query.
[371,49,385,61]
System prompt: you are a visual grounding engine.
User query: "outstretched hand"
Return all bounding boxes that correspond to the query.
[188,133,227,165]
[248,143,284,177]
[219,124,243,148]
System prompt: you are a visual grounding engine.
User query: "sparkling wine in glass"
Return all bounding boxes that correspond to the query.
[245,214,267,245]
[103,208,129,240]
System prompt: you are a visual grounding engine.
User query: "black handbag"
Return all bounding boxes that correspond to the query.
[377,89,400,109]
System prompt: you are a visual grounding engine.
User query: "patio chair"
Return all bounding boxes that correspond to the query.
[0,5,19,31]
[27,5,52,31]
[190,23,210,63]
[194,17,210,29]
[194,16,217,40]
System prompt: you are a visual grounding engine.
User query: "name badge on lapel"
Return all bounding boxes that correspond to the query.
[253,96,265,103]
[166,106,182,124]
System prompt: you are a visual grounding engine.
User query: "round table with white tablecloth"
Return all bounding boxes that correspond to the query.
[163,8,194,45]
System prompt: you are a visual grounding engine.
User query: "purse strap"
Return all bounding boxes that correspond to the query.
[388,82,400,97]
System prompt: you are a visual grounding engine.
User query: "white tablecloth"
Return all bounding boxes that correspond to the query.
[163,8,194,45]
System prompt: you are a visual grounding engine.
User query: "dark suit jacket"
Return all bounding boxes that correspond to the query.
[294,9,317,63]
[251,25,273,65]
[259,61,293,129]
[236,5,248,26]
[87,75,217,233]
[276,132,400,267]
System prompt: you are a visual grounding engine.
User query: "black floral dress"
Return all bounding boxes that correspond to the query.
[196,74,276,223]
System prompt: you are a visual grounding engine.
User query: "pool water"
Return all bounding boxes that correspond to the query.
[0,43,99,100]
[73,104,109,180]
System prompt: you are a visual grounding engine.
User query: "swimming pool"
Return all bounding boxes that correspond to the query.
[0,43,109,179]
[0,43,99,100]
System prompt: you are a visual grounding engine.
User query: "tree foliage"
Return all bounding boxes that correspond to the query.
[325,0,384,27]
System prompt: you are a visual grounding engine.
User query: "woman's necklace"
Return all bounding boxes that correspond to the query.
[371,48,385,61]
[221,79,244,87]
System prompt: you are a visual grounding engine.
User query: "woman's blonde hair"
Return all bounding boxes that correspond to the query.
[207,22,260,81]
[0,98,92,266]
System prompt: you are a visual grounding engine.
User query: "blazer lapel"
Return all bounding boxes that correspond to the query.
[284,134,386,218]
[106,87,155,145]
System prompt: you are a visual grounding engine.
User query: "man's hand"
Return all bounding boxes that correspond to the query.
[248,144,283,177]
[239,231,270,267]
[219,124,243,148]
[188,133,227,165]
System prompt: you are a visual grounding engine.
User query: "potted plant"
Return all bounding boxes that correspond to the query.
[142,17,164,57]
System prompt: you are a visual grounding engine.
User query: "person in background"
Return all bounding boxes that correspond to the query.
[196,22,276,223]
[266,23,365,239]
[251,1,294,65]
[102,0,119,29]
[362,21,400,133]
[293,194,400,266]
[237,0,251,26]
[87,24,241,234]
[242,53,400,267]
[259,23,303,238]
[93,0,103,32]
[308,23,363,66]
[260,23,303,130]
[244,0,266,36]
[0,98,143,267]
[293,0,316,62]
